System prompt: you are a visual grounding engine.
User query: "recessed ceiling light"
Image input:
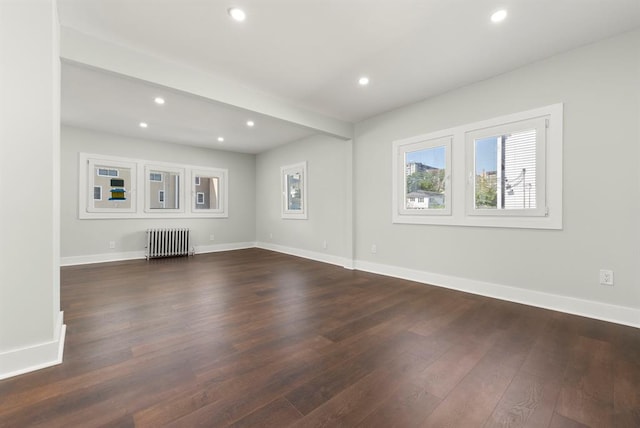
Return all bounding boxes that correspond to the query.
[246,120,255,127]
[491,9,507,23]
[228,7,246,22]
[154,97,165,105]
[358,76,370,86]
[217,137,225,142]
[139,122,148,128]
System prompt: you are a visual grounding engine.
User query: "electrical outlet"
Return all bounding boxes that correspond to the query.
[599,269,614,286]
[371,244,377,254]
[109,241,115,249]
[322,240,328,249]
[209,234,215,241]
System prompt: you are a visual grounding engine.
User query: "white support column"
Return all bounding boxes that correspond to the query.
[0,0,65,379]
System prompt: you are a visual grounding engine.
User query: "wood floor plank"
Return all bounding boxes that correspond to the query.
[1,248,638,427]
[356,381,441,428]
[289,352,430,428]
[227,397,303,428]
[484,372,561,428]
[556,336,614,428]
[613,358,640,427]
[420,332,523,427]
[414,335,496,398]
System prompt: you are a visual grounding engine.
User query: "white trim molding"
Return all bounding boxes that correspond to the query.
[0,311,66,380]
[60,242,257,266]
[195,242,256,254]
[61,250,146,266]
[256,242,352,269]
[354,259,640,329]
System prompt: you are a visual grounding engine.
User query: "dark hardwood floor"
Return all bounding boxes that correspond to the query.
[1,248,639,427]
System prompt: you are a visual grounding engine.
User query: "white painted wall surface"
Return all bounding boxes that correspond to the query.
[0,0,63,378]
[353,30,640,311]
[256,134,350,266]
[60,126,256,262]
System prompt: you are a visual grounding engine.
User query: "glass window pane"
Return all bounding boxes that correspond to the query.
[194,176,219,210]
[474,129,536,210]
[148,170,180,209]
[93,165,131,209]
[286,173,302,210]
[404,145,446,210]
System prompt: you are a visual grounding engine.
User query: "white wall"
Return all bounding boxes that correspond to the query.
[0,0,63,379]
[353,30,640,319]
[256,134,352,266]
[61,126,256,263]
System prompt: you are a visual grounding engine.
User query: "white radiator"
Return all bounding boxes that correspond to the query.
[145,228,192,259]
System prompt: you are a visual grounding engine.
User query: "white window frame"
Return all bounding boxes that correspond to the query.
[189,167,228,217]
[144,164,185,214]
[196,192,205,204]
[149,172,163,182]
[81,155,137,217]
[79,153,229,219]
[281,161,308,220]
[466,117,546,218]
[97,168,119,177]
[393,135,452,221]
[391,103,563,229]
[93,186,102,201]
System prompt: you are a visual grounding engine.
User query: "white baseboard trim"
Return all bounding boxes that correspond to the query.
[255,242,352,269]
[195,242,256,254]
[0,311,66,380]
[60,242,258,266]
[60,251,146,266]
[354,260,640,329]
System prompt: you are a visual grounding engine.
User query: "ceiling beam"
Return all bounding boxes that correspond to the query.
[60,27,354,140]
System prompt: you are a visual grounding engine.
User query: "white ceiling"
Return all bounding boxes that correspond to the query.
[61,62,317,153]
[58,0,640,152]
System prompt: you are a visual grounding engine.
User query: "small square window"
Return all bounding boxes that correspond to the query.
[89,162,133,212]
[190,168,227,216]
[393,135,452,220]
[145,167,184,212]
